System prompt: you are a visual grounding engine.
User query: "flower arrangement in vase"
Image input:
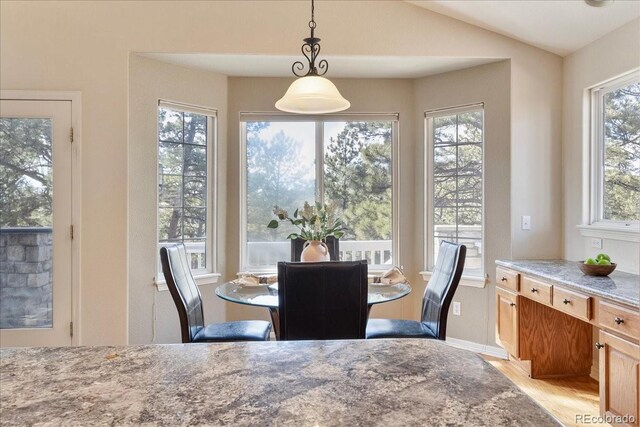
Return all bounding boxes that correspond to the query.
[267,201,345,262]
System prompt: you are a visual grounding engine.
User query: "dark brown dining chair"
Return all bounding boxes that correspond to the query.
[277,260,368,340]
[160,244,271,342]
[366,241,466,340]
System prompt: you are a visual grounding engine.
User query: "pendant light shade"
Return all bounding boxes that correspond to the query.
[276,76,350,114]
[275,0,350,114]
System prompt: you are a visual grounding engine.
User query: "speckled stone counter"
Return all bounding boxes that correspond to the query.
[0,339,558,426]
[496,259,639,308]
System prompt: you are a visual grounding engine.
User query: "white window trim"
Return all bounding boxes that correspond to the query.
[155,100,219,291]
[424,103,485,285]
[582,70,640,241]
[238,113,400,274]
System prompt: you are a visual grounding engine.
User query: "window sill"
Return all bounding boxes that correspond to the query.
[577,223,640,243]
[419,271,487,289]
[155,273,222,292]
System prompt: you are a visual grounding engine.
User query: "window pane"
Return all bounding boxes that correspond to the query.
[433,116,456,144]
[184,112,207,145]
[457,111,483,143]
[159,143,183,175]
[158,108,183,142]
[245,122,316,268]
[458,144,482,175]
[159,175,182,208]
[183,177,206,208]
[430,109,484,277]
[184,146,206,176]
[434,177,456,208]
[324,121,393,267]
[0,118,53,329]
[434,146,457,176]
[158,208,182,241]
[603,82,640,222]
[183,208,206,239]
[157,107,211,273]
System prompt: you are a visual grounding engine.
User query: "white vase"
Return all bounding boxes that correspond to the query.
[301,240,330,262]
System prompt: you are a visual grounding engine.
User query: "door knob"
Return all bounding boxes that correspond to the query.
[595,342,604,349]
[509,302,516,307]
[614,317,624,325]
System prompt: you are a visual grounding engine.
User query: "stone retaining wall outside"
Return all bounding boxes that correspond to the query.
[0,228,53,329]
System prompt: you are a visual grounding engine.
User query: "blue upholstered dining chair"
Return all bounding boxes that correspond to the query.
[160,244,271,343]
[366,241,466,340]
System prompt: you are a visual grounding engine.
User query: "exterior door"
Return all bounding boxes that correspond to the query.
[0,99,73,347]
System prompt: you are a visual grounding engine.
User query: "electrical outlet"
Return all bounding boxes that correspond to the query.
[452,301,461,316]
[521,215,531,230]
[591,238,603,249]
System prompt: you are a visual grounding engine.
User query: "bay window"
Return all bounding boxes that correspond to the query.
[157,101,217,279]
[425,105,484,277]
[240,114,398,272]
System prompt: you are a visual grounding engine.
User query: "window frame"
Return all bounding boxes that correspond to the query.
[156,100,220,288]
[239,112,400,273]
[423,103,486,285]
[584,71,640,241]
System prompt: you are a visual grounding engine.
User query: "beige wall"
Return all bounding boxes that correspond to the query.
[562,18,640,274]
[128,55,228,343]
[414,60,511,345]
[0,0,563,345]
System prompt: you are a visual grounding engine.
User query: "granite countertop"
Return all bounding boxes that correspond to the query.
[0,339,558,426]
[496,259,639,308]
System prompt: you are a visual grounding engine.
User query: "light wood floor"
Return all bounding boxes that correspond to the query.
[482,356,609,427]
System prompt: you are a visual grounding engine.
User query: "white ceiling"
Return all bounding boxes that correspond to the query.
[407,0,640,56]
[138,53,501,79]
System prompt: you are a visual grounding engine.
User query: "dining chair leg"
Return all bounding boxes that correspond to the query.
[268,308,280,340]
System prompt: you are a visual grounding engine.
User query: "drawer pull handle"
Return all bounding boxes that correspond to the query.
[509,302,516,307]
[501,277,508,282]
[595,342,604,350]
[530,288,538,293]
[562,299,571,305]
[614,317,624,325]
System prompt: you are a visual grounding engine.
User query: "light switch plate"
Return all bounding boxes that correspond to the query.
[591,238,603,249]
[521,215,531,230]
[452,302,461,316]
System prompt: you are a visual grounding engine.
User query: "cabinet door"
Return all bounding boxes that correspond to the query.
[496,287,519,358]
[599,330,640,426]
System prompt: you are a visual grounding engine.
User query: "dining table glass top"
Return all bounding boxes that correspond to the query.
[215,281,412,308]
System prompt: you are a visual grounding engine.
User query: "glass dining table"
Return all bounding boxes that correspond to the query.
[215,281,412,339]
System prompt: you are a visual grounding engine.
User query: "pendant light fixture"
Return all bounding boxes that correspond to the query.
[275,0,350,114]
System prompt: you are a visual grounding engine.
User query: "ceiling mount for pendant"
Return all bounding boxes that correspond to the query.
[275,0,350,115]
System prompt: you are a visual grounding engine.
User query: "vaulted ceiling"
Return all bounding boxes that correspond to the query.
[407,0,640,56]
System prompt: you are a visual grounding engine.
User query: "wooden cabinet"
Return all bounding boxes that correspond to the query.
[521,276,553,306]
[553,287,592,321]
[600,301,640,341]
[496,267,519,292]
[496,287,519,358]
[598,331,640,427]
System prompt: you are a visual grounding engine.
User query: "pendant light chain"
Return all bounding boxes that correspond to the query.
[292,0,328,77]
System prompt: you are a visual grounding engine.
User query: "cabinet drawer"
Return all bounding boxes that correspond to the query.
[521,276,552,305]
[600,301,640,341]
[496,267,520,292]
[552,287,591,321]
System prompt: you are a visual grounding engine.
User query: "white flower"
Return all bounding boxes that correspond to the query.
[273,206,288,220]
